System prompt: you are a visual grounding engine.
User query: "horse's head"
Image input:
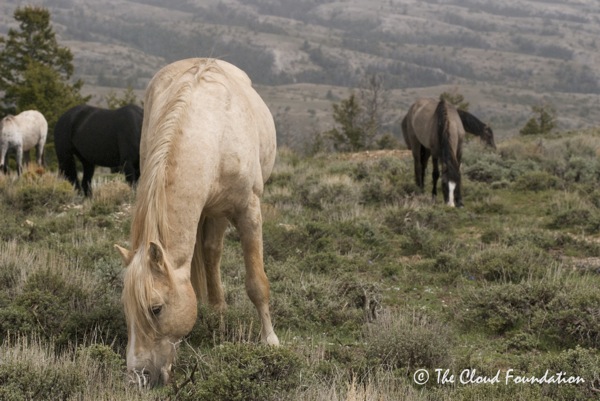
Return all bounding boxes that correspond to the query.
[482,125,496,149]
[117,241,197,388]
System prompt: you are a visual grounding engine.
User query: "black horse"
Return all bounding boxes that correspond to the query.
[54,104,143,197]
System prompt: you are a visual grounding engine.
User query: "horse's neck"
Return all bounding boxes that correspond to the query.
[458,110,483,137]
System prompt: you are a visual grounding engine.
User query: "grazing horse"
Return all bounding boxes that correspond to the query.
[0,110,47,175]
[457,108,496,149]
[54,104,143,197]
[402,98,464,207]
[116,58,279,387]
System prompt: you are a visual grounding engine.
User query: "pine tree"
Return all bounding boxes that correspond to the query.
[520,103,556,136]
[0,6,88,130]
[440,90,469,111]
[519,117,540,136]
[327,93,365,152]
[104,86,140,109]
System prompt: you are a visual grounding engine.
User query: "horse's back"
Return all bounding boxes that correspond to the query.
[1,110,47,151]
[56,104,143,167]
[143,58,276,195]
[404,98,437,149]
[405,98,464,153]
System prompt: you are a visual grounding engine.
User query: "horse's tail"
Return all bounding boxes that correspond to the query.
[435,99,461,184]
[400,113,410,146]
[53,113,80,188]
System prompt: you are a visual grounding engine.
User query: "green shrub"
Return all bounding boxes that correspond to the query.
[354,157,415,204]
[563,156,600,184]
[464,158,510,183]
[514,171,560,191]
[262,221,308,261]
[399,225,449,258]
[466,245,554,283]
[76,343,124,372]
[532,347,600,401]
[175,343,305,401]
[269,263,367,336]
[456,282,557,335]
[189,303,263,347]
[297,174,359,210]
[533,283,600,348]
[0,266,126,347]
[549,208,600,233]
[434,251,461,272]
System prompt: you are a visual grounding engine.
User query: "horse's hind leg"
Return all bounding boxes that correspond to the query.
[81,161,95,197]
[201,216,229,312]
[0,143,8,174]
[411,146,424,190]
[58,153,82,192]
[35,142,44,166]
[234,194,279,346]
[431,157,440,200]
[15,145,23,176]
[421,146,431,193]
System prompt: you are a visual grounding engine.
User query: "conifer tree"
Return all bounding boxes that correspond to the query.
[0,6,88,130]
[327,93,365,152]
[520,103,556,135]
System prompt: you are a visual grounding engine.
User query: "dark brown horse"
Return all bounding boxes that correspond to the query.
[402,98,464,207]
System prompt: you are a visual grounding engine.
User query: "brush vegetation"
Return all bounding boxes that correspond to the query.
[1,130,600,400]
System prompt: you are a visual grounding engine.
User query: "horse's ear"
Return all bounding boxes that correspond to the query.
[148,241,168,276]
[114,244,132,266]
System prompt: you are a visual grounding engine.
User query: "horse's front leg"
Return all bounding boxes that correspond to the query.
[201,216,229,312]
[121,159,139,188]
[234,194,279,346]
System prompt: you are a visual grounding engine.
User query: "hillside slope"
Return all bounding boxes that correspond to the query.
[1,0,599,147]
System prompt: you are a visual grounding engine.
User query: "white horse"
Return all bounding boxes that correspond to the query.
[116,58,279,387]
[0,110,48,175]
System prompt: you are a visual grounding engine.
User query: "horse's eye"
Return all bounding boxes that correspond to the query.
[151,305,163,317]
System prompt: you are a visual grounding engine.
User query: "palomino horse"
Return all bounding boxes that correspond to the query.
[402,98,464,207]
[54,104,143,197]
[0,110,47,175]
[116,58,279,387]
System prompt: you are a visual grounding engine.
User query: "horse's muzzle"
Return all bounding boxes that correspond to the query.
[128,364,172,388]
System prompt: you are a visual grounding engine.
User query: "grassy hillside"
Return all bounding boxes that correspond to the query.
[1,129,599,400]
[2,0,600,147]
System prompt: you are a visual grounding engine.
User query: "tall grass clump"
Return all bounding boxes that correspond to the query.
[0,336,85,400]
[0,169,75,214]
[365,309,453,373]
[546,190,600,233]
